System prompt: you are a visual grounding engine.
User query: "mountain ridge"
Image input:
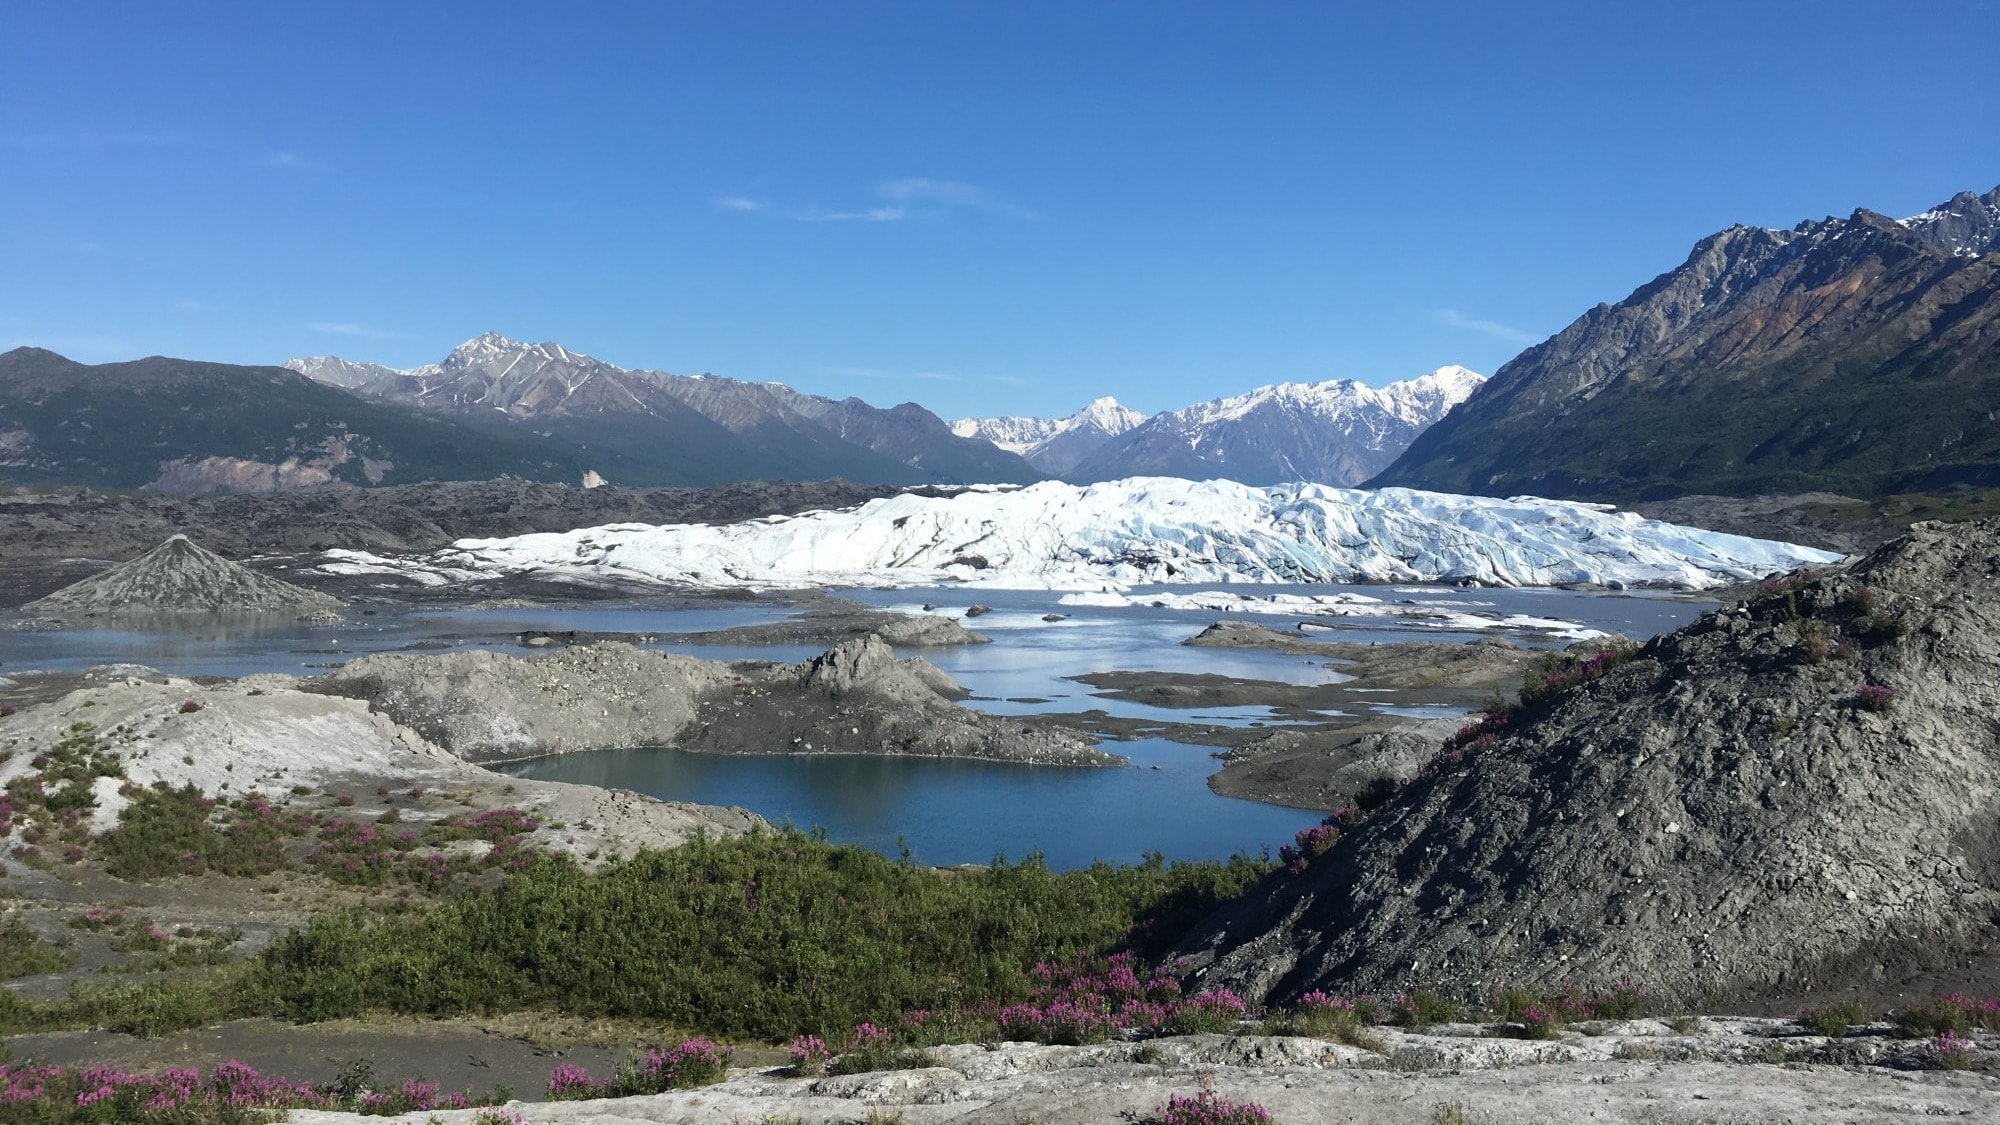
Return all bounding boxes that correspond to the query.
[1066,365,1483,486]
[289,334,1041,488]
[1369,184,2000,500]
[0,347,587,491]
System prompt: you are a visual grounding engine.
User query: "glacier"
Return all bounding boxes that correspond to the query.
[316,477,1843,592]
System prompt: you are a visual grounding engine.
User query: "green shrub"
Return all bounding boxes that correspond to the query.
[1392,990,1463,1030]
[0,917,76,978]
[95,783,304,880]
[254,830,1270,1041]
[1798,999,1870,1038]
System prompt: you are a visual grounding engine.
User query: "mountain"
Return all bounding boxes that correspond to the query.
[0,347,586,492]
[951,397,1146,476]
[328,477,1837,592]
[1065,367,1484,486]
[289,334,1043,488]
[1370,184,2000,501]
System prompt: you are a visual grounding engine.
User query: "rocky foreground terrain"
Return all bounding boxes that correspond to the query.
[278,1023,1998,1124]
[1173,518,2000,1009]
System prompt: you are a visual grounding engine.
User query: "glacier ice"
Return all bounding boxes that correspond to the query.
[316,477,1843,593]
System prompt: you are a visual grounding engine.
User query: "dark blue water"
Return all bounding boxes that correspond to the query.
[502,738,1317,871]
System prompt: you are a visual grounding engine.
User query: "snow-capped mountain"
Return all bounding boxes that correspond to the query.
[287,334,1041,488]
[1067,366,1483,486]
[1897,185,2000,257]
[951,397,1146,475]
[318,476,1839,593]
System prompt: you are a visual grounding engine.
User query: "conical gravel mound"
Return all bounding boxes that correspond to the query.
[22,535,344,618]
[1172,518,2000,1009]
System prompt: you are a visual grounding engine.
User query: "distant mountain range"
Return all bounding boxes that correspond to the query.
[1371,184,2000,501]
[288,334,1039,488]
[950,398,1147,476]
[955,367,1483,486]
[0,347,584,492]
[295,335,1482,491]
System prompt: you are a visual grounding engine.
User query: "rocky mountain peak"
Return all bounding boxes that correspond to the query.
[1372,182,2000,500]
[1899,183,2000,256]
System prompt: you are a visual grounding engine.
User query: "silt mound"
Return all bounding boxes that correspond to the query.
[1172,518,2000,1009]
[20,534,343,619]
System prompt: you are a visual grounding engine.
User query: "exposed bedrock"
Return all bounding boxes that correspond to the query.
[1172,518,2000,1009]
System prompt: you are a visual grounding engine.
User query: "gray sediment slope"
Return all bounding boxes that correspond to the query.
[1172,517,2000,1008]
[21,534,343,620]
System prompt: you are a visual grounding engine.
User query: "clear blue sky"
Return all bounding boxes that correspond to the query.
[5,0,1998,419]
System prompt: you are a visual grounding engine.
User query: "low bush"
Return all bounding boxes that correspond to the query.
[1894,993,2000,1037]
[96,784,306,880]
[1854,683,1896,712]
[0,1059,331,1123]
[1798,999,1870,1038]
[1929,1029,1976,1071]
[255,830,1270,1040]
[1391,989,1463,1030]
[1267,991,1380,1048]
[1153,1086,1271,1125]
[0,917,76,978]
[787,1033,831,1076]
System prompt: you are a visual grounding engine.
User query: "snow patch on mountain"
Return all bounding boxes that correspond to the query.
[1897,185,2000,257]
[315,477,1839,593]
[952,397,1147,474]
[1070,367,1484,486]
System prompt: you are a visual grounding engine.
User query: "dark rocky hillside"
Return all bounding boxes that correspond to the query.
[291,334,1044,487]
[1172,517,2000,1009]
[0,348,584,490]
[1371,185,2000,501]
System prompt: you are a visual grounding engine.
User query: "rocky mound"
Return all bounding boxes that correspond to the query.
[315,636,1116,768]
[678,636,1120,767]
[19,534,343,619]
[0,671,762,860]
[1172,518,2000,1008]
[313,643,732,763]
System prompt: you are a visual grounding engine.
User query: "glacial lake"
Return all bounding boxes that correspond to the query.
[0,582,1713,870]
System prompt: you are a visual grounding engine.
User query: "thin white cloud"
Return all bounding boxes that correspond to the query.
[1436,308,1537,345]
[798,205,908,223]
[729,178,1034,224]
[261,149,317,171]
[878,178,1037,220]
[173,298,220,313]
[911,370,960,382]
